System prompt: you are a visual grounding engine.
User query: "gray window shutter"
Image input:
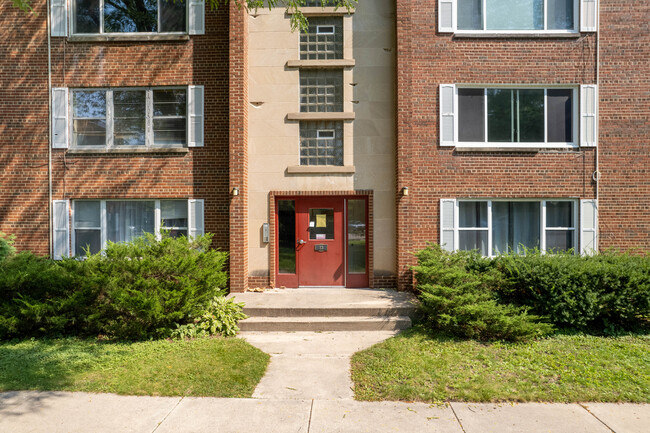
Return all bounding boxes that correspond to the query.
[580,199,598,255]
[440,199,456,252]
[51,0,68,37]
[580,85,598,147]
[189,0,206,35]
[581,0,598,32]
[439,0,455,33]
[52,200,70,260]
[189,199,205,239]
[52,88,69,149]
[440,84,455,146]
[188,85,204,147]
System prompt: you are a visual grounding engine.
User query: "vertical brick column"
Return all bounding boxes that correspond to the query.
[228,3,249,292]
[395,0,415,291]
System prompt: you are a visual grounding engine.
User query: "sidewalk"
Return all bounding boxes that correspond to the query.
[1,391,648,433]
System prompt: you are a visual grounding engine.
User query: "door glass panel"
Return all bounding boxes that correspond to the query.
[309,208,334,240]
[348,200,366,274]
[278,200,296,274]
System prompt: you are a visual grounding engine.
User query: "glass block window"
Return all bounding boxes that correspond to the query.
[300,121,343,166]
[300,70,343,112]
[300,17,343,60]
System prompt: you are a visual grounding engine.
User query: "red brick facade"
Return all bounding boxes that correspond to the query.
[1,4,232,257]
[1,2,648,292]
[395,0,649,289]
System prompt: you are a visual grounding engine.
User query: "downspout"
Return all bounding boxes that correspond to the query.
[594,2,601,246]
[47,0,53,257]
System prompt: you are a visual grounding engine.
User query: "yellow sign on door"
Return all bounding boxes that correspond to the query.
[316,214,327,228]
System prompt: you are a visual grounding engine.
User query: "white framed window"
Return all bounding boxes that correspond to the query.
[72,0,187,35]
[440,0,585,34]
[443,199,579,256]
[71,87,188,148]
[71,199,204,256]
[441,85,581,149]
[316,25,336,35]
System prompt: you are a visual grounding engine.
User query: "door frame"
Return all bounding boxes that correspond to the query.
[269,191,373,288]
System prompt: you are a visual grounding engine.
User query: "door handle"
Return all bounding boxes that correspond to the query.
[297,239,306,245]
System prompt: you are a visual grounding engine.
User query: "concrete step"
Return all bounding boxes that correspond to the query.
[242,306,417,318]
[239,315,413,332]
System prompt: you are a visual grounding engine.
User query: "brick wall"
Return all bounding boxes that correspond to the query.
[597,0,650,250]
[0,6,235,268]
[0,3,50,255]
[396,1,604,289]
[229,3,249,292]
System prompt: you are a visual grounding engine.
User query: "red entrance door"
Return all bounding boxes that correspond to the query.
[295,197,345,286]
[275,196,368,288]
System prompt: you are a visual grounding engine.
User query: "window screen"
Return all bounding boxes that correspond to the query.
[547,89,573,142]
[73,90,106,146]
[153,89,187,146]
[300,17,343,60]
[113,90,146,146]
[300,121,343,166]
[458,88,484,142]
[300,70,343,112]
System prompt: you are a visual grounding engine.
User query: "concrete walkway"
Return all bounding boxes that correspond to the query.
[1,391,648,433]
[240,331,400,399]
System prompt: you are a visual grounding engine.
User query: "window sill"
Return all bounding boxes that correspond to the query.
[452,145,578,153]
[452,32,581,39]
[287,112,355,121]
[287,165,355,174]
[287,59,355,68]
[66,147,189,155]
[287,7,355,16]
[67,34,190,43]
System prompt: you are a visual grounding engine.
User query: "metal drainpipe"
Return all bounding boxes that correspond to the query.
[47,0,53,258]
[595,2,601,245]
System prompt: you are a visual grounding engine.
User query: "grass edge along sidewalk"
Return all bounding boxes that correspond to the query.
[351,326,650,403]
[0,337,269,398]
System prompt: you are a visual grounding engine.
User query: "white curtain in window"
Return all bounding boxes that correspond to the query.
[493,202,540,254]
[106,201,155,243]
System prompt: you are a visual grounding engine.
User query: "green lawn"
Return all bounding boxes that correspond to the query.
[351,326,650,403]
[0,337,269,397]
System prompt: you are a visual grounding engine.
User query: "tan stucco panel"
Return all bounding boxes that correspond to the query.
[247,1,396,280]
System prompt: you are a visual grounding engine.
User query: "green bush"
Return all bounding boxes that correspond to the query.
[0,233,231,340]
[171,296,248,339]
[414,245,553,342]
[0,232,16,262]
[84,232,229,339]
[0,253,96,339]
[495,250,650,333]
